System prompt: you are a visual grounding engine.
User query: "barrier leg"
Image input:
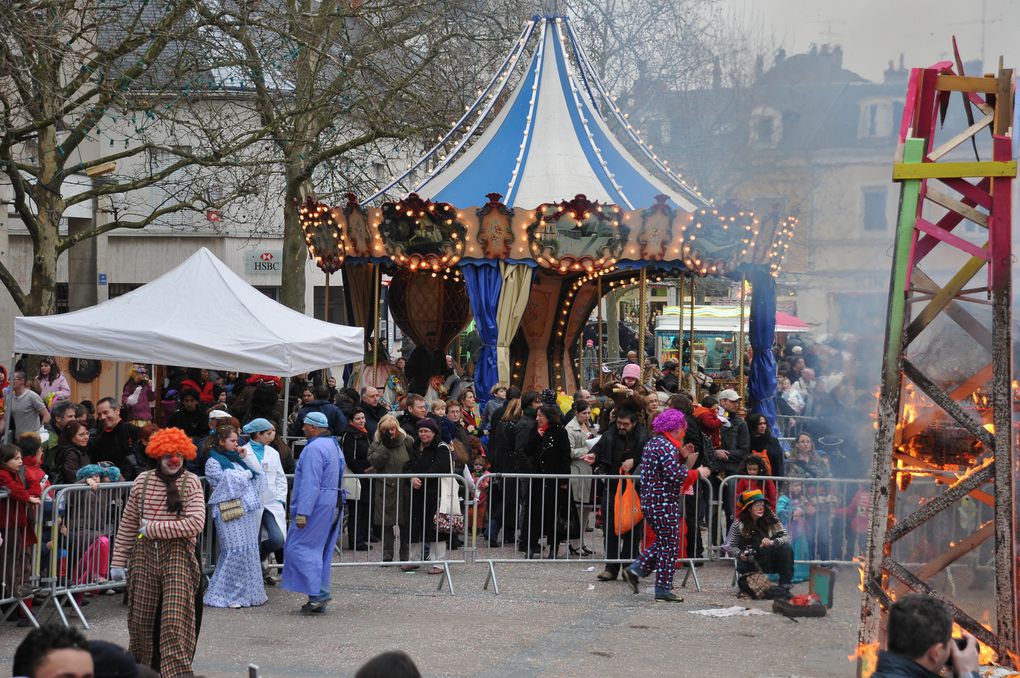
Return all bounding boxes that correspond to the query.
[436,562,454,596]
[482,561,500,595]
[679,561,701,592]
[61,592,89,629]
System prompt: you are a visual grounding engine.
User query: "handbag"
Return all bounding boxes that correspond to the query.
[217,498,244,522]
[433,447,464,535]
[557,500,582,540]
[613,469,643,536]
[739,571,773,600]
[342,475,362,501]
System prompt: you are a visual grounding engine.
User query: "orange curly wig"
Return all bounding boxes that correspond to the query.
[145,427,197,460]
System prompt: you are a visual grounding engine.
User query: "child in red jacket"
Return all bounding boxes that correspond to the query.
[694,396,725,448]
[734,455,777,511]
[0,444,41,624]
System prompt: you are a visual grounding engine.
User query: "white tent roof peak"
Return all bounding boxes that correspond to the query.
[14,247,364,376]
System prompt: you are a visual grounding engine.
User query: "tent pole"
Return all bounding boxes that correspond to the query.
[689,277,696,399]
[738,273,747,398]
[282,378,290,433]
[638,267,647,384]
[372,263,380,376]
[324,271,330,323]
[2,353,17,444]
[597,275,603,388]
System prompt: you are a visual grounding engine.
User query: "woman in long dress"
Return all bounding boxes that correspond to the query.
[203,424,267,608]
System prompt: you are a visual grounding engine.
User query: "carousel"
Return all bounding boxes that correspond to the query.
[298,15,797,419]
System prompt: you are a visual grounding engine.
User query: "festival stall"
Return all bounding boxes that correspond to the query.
[299,16,796,416]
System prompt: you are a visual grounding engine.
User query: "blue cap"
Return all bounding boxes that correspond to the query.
[304,411,329,428]
[242,418,274,435]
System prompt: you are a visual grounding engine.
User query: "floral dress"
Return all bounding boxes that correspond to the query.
[204,451,267,608]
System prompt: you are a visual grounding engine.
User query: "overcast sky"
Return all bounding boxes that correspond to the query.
[723,0,1020,83]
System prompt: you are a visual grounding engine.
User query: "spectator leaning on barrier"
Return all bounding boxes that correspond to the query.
[0,444,41,617]
[110,427,206,678]
[89,397,144,480]
[872,594,979,678]
[367,414,414,563]
[339,409,372,552]
[56,421,93,485]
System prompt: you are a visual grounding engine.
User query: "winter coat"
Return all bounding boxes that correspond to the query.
[870,650,943,678]
[366,429,413,527]
[56,443,91,485]
[533,425,572,542]
[404,439,453,543]
[0,467,37,542]
[512,410,539,472]
[564,417,595,502]
[289,400,348,437]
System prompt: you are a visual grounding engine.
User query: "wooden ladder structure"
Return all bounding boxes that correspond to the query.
[858,60,1017,668]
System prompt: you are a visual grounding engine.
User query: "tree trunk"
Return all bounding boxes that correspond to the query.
[280,167,313,313]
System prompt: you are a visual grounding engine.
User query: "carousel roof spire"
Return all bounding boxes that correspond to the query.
[367,16,711,211]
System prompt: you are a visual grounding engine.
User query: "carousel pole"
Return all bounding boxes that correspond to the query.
[597,275,604,385]
[689,276,696,398]
[324,272,330,322]
[737,273,747,398]
[638,266,647,384]
[372,263,381,377]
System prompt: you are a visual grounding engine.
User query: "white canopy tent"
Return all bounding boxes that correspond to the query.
[13,247,365,376]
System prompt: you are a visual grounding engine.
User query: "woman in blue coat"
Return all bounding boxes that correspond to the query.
[281,412,344,614]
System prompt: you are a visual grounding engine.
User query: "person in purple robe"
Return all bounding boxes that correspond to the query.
[281,411,344,614]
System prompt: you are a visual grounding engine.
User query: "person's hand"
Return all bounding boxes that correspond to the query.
[697,466,711,479]
[682,444,698,468]
[238,447,247,459]
[109,567,126,582]
[620,459,635,473]
[761,537,774,548]
[365,466,376,474]
[295,515,307,528]
[411,477,423,489]
[86,477,100,491]
[714,449,729,461]
[582,454,596,465]
[28,497,40,506]
[951,632,979,676]
[738,552,750,562]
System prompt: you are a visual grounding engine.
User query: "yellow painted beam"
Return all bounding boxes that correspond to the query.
[893,160,1016,180]
[935,74,999,93]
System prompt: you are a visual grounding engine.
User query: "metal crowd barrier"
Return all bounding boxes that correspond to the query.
[0,486,40,628]
[472,472,714,595]
[718,474,872,570]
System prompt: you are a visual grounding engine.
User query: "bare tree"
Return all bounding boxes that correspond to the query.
[200,0,531,312]
[0,0,279,316]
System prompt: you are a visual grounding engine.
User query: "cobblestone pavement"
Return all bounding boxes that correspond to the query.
[0,560,861,677]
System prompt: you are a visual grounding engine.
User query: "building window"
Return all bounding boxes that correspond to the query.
[313,286,346,325]
[56,283,69,314]
[254,286,281,302]
[149,148,192,229]
[750,106,781,147]
[863,187,888,231]
[859,99,899,138]
[108,283,143,299]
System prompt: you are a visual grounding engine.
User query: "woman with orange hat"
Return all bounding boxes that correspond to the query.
[110,427,206,678]
[722,488,795,599]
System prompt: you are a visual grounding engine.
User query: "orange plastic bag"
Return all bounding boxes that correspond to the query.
[614,471,643,536]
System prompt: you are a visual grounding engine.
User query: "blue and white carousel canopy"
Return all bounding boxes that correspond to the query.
[367,16,711,211]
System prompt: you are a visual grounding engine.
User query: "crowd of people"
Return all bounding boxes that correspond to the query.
[0,346,870,673]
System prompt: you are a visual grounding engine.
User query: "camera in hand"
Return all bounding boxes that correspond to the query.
[945,637,970,668]
[741,546,756,560]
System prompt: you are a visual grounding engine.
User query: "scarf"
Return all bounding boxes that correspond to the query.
[537,422,549,437]
[208,447,253,478]
[156,464,185,515]
[353,424,368,434]
[249,441,265,463]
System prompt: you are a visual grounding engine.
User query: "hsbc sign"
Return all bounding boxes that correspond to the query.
[246,249,282,274]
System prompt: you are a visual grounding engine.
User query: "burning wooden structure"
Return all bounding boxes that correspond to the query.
[858,54,1017,671]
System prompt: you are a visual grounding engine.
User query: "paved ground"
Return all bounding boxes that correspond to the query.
[0,559,863,677]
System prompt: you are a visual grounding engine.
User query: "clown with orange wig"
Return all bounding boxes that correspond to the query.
[111,427,206,678]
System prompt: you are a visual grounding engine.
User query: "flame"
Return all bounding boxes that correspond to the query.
[850,642,881,677]
[983,422,995,435]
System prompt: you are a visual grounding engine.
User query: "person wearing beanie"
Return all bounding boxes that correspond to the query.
[281,411,344,614]
[404,417,455,574]
[240,418,288,584]
[110,427,206,678]
[621,409,710,602]
[722,487,795,598]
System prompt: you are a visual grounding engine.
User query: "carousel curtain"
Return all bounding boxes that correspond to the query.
[496,262,533,384]
[461,262,502,407]
[342,262,376,338]
[747,266,779,432]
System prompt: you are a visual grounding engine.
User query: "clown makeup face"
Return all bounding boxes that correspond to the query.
[160,453,184,475]
[750,501,765,519]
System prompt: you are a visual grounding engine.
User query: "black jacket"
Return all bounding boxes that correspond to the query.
[167,407,208,439]
[593,424,649,475]
[290,400,348,437]
[488,414,515,474]
[339,425,371,475]
[362,402,389,439]
[535,425,571,475]
[871,651,943,678]
[512,410,539,472]
[720,414,750,470]
[88,421,144,480]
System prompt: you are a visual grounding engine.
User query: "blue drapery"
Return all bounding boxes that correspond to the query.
[461,262,502,408]
[747,266,779,433]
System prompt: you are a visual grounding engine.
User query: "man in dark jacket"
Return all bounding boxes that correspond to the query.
[359,386,389,439]
[592,408,648,581]
[872,594,979,678]
[655,362,680,393]
[167,389,208,439]
[714,388,749,532]
[88,397,144,480]
[289,385,347,438]
[398,394,428,443]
